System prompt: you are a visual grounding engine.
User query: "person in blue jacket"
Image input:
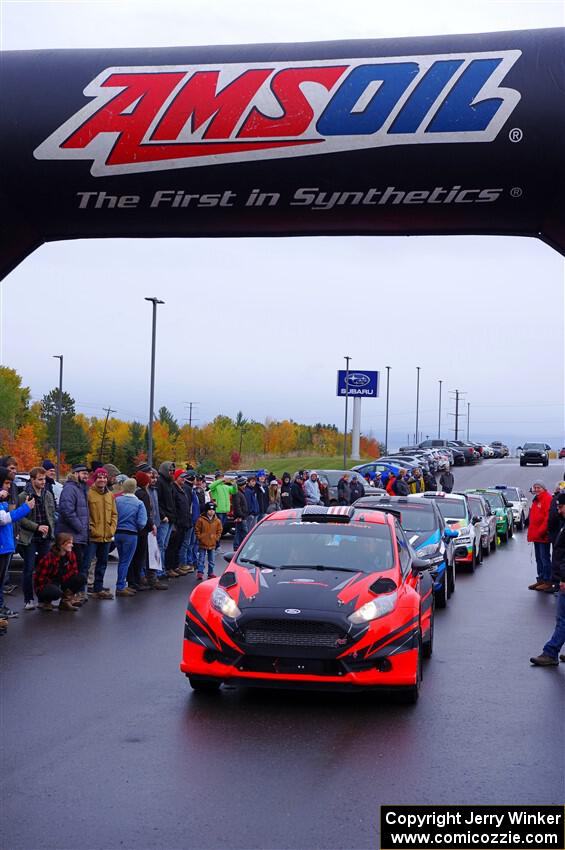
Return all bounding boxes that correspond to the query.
[0,466,35,623]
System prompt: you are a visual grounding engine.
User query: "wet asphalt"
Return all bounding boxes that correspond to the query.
[2,459,564,850]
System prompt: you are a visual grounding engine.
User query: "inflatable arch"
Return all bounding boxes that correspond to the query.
[0,27,563,280]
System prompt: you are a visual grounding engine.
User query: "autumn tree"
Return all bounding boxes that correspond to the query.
[10,424,41,470]
[0,367,31,434]
[158,406,179,436]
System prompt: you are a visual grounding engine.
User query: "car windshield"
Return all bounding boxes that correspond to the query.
[501,488,520,500]
[523,443,545,450]
[484,493,505,509]
[396,507,436,532]
[467,497,484,517]
[236,522,395,573]
[432,499,467,520]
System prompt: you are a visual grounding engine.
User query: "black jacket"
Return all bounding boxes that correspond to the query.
[551,517,565,582]
[173,483,192,529]
[439,471,454,492]
[255,483,270,514]
[291,481,306,508]
[392,478,410,496]
[135,487,153,534]
[350,479,364,503]
[156,474,176,523]
[337,478,351,505]
[548,494,562,544]
[280,476,292,510]
[233,489,250,520]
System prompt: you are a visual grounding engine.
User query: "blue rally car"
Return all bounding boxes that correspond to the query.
[352,494,458,608]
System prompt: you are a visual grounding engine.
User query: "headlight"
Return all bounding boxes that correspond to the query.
[418,543,441,557]
[211,587,241,619]
[348,592,397,625]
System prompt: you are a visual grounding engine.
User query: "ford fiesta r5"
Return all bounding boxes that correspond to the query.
[180,505,435,703]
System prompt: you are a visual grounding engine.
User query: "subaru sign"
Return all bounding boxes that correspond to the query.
[337,370,379,398]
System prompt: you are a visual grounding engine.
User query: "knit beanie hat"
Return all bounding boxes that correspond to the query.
[42,459,56,470]
[174,469,186,481]
[104,463,121,478]
[135,471,151,487]
[121,478,137,494]
[532,480,546,489]
[92,467,108,480]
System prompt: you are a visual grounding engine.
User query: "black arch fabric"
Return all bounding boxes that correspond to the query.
[0,27,563,279]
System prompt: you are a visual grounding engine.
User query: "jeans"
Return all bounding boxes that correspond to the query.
[83,541,111,592]
[187,526,199,566]
[216,514,227,549]
[37,574,86,603]
[233,519,247,551]
[179,526,193,565]
[22,538,51,603]
[156,522,173,576]
[533,542,552,582]
[197,548,216,576]
[115,533,138,590]
[542,590,565,659]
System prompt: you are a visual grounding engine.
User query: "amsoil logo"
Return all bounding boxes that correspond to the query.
[33,51,521,175]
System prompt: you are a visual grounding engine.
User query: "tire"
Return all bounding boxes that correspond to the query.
[482,541,490,558]
[188,676,221,692]
[500,528,509,544]
[508,520,514,539]
[434,573,448,610]
[423,604,434,657]
[519,461,525,467]
[399,633,422,703]
[477,543,483,565]
[468,550,476,573]
[490,533,497,553]
[544,460,549,467]
[517,513,524,532]
[447,562,455,596]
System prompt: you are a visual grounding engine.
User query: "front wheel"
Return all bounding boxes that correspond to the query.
[490,534,497,553]
[517,513,524,531]
[188,676,221,692]
[447,563,455,596]
[500,528,509,544]
[399,634,422,704]
[434,574,448,610]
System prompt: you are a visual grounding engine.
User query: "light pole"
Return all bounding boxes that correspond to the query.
[343,355,351,468]
[53,355,63,480]
[145,297,165,469]
[415,366,421,445]
[438,379,443,439]
[467,402,470,441]
[384,366,391,454]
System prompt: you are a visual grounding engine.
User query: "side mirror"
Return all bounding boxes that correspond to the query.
[516,446,522,451]
[472,516,481,524]
[223,553,233,564]
[412,557,430,572]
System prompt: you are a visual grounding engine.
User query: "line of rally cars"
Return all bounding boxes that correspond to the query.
[180,484,529,703]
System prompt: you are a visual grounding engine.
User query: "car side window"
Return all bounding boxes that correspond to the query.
[395,523,411,577]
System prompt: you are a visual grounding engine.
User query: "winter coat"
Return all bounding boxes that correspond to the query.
[266,497,281,514]
[439,471,454,493]
[527,490,553,543]
[551,517,565,583]
[244,485,260,515]
[233,489,250,520]
[548,493,563,544]
[172,483,191,529]
[291,481,306,508]
[135,487,153,533]
[385,475,396,495]
[304,478,322,505]
[88,487,118,542]
[0,500,32,555]
[350,479,364,503]
[17,486,56,546]
[56,478,90,544]
[424,471,437,492]
[115,493,147,534]
[34,549,79,594]
[194,514,222,550]
[280,475,292,510]
[156,463,176,523]
[148,485,159,529]
[208,479,236,514]
[392,477,410,496]
[337,478,351,506]
[255,483,270,515]
[409,475,425,494]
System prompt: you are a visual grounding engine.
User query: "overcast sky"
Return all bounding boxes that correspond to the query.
[1,0,564,449]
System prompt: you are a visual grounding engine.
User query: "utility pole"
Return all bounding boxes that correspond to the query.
[467,402,470,441]
[438,380,443,439]
[99,406,116,461]
[343,355,351,468]
[415,366,421,448]
[184,402,200,465]
[384,366,391,455]
[53,355,63,480]
[145,297,165,468]
[448,389,466,439]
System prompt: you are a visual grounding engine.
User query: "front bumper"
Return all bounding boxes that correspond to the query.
[180,641,419,689]
[454,542,474,563]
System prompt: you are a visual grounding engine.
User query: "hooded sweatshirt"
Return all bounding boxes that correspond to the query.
[156,462,176,523]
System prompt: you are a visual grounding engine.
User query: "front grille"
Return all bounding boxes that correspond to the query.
[242,619,342,648]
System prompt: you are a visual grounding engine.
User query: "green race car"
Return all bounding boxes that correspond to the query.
[464,489,514,543]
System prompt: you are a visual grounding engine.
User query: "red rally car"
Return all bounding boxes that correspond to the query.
[180,505,435,702]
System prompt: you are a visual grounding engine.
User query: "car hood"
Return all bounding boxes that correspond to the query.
[404,529,441,551]
[225,564,397,614]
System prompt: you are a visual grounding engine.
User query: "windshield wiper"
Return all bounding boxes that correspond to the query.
[238,557,277,569]
[279,564,360,573]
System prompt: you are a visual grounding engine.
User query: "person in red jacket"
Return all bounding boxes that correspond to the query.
[527,481,553,591]
[34,533,87,611]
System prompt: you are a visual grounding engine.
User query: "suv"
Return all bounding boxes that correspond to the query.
[518,443,550,466]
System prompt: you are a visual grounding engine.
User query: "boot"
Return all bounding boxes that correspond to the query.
[38,601,54,612]
[59,594,79,611]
